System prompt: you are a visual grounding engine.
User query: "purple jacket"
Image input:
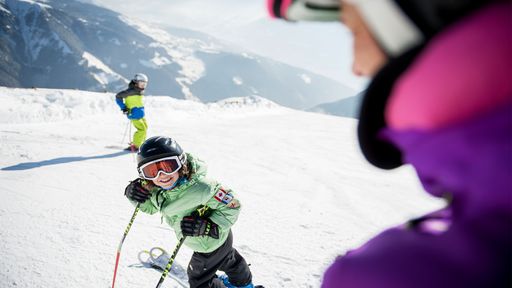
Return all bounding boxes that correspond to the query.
[323,3,511,288]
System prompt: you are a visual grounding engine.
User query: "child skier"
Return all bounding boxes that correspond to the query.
[115,73,149,152]
[124,136,255,288]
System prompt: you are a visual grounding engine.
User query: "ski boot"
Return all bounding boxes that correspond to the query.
[218,274,264,288]
[124,143,138,152]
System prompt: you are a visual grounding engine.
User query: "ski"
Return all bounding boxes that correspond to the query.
[138,247,189,288]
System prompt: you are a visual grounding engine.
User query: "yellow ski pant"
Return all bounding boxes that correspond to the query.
[131,118,148,148]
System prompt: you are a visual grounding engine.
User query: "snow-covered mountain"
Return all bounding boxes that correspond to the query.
[0,0,127,91]
[0,0,356,109]
[309,91,364,119]
[0,86,442,287]
[84,0,369,92]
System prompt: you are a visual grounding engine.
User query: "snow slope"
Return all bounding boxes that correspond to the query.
[0,87,442,287]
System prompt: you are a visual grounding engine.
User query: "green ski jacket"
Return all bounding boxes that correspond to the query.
[134,153,242,253]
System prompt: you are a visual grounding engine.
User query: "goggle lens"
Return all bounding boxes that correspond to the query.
[141,158,181,179]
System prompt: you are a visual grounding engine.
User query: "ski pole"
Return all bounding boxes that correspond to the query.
[154,205,210,288]
[128,122,132,144]
[111,204,140,288]
[155,236,187,288]
[120,120,130,145]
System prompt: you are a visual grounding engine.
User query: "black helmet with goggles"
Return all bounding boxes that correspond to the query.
[137,136,187,180]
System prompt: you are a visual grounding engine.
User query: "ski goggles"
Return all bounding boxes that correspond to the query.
[267,0,340,22]
[138,156,183,180]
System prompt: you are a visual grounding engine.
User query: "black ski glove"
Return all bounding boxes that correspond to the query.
[122,107,129,115]
[181,215,219,239]
[124,178,151,203]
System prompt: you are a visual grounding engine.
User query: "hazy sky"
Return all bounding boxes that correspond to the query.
[87,0,368,91]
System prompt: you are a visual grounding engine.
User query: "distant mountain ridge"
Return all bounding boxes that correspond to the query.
[308,91,364,119]
[0,0,356,110]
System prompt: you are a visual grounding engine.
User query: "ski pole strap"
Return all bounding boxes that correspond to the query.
[155,236,187,288]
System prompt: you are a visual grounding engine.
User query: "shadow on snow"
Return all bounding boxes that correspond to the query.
[1,151,130,171]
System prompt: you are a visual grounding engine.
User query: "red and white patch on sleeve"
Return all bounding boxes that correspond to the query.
[214,188,227,202]
[214,188,240,208]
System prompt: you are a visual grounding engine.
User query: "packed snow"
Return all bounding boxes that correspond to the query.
[0,87,442,287]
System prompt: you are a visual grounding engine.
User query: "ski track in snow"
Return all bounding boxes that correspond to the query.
[0,87,443,287]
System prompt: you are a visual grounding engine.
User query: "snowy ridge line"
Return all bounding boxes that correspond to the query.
[118,15,214,83]
[0,87,287,124]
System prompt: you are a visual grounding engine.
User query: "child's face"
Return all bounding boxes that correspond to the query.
[152,170,180,189]
[136,81,147,90]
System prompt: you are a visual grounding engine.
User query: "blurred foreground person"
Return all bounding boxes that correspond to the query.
[268,0,512,287]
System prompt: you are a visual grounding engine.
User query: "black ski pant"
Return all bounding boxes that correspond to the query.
[187,230,252,288]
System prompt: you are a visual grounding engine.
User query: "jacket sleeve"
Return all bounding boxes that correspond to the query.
[115,98,126,110]
[115,90,129,110]
[205,187,241,230]
[128,188,160,215]
[137,199,159,215]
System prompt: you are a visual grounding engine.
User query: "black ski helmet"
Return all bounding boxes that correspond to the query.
[137,136,186,169]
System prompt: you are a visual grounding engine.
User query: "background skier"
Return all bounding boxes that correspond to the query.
[124,136,256,288]
[115,73,149,152]
[268,0,512,287]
